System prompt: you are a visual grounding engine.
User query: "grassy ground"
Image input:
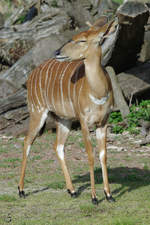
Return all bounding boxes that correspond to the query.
[0,129,150,225]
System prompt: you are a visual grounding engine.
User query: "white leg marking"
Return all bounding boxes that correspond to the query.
[60,62,72,115]
[96,128,105,140]
[26,145,31,157]
[57,144,64,161]
[39,109,48,129]
[99,150,105,162]
[59,120,71,134]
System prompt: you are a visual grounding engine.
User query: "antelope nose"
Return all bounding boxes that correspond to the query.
[55,48,61,57]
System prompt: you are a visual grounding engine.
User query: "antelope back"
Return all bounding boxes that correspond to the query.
[27,59,86,118]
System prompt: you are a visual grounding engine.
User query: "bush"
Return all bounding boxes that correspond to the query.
[109,100,150,134]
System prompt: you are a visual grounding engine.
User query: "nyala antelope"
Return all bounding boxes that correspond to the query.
[18,16,119,204]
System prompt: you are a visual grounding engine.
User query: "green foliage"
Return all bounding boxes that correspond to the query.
[16,14,26,24]
[112,125,124,134]
[5,0,11,7]
[108,111,123,124]
[0,194,17,202]
[51,0,58,7]
[80,204,97,216]
[47,181,65,189]
[112,0,123,4]
[109,100,150,134]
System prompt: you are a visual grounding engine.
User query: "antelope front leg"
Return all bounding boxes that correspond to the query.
[96,126,115,202]
[80,120,98,204]
[18,109,48,198]
[54,120,77,198]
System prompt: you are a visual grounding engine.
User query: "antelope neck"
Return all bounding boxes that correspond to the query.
[84,55,108,98]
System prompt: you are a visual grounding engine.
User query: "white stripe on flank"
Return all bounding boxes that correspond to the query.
[34,67,42,108]
[73,62,81,108]
[77,75,84,114]
[68,63,80,117]
[39,60,51,107]
[30,69,37,110]
[56,144,64,160]
[60,62,72,115]
[44,59,55,109]
[51,62,62,112]
[31,103,34,112]
[46,61,58,110]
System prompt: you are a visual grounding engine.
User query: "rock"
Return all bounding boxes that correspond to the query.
[0,12,4,28]
[107,1,149,73]
[0,79,17,99]
[139,31,150,62]
[118,61,150,101]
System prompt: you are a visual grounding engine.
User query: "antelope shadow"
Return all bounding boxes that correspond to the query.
[72,166,150,200]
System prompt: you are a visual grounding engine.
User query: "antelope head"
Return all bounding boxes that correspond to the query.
[55,17,119,64]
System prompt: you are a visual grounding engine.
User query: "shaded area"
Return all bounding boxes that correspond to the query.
[72,166,150,200]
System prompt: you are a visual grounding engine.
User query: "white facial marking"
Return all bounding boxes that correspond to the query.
[89,93,109,105]
[57,144,64,160]
[26,145,31,157]
[96,128,105,140]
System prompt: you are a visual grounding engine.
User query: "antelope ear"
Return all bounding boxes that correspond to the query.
[98,19,117,43]
[91,16,108,30]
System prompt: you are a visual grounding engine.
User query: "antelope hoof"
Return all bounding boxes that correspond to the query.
[92,197,98,205]
[18,186,25,198]
[104,190,115,203]
[67,189,78,198]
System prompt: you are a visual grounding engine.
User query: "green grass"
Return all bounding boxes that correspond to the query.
[0,194,17,202]
[0,131,150,225]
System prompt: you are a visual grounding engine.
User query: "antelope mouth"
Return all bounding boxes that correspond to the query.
[55,55,71,62]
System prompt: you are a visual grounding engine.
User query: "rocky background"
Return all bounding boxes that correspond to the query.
[0,0,150,136]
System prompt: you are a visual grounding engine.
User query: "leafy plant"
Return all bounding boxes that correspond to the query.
[112,0,123,4]
[109,100,150,134]
[51,0,58,7]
